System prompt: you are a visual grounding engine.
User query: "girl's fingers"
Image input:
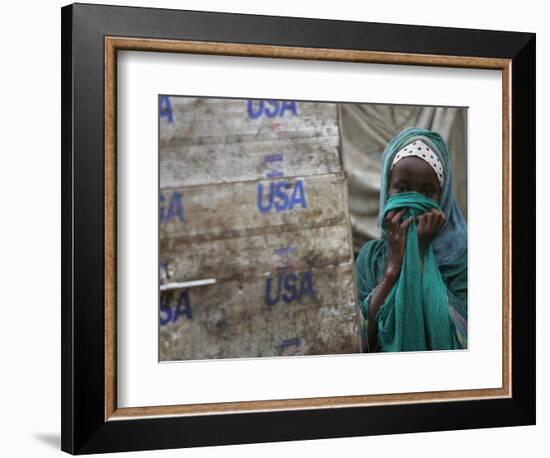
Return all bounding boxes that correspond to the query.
[425,212,434,228]
[401,215,413,229]
[428,208,443,218]
[437,215,446,232]
[384,212,392,231]
[391,208,406,225]
[416,214,425,232]
[387,207,447,234]
[433,209,445,231]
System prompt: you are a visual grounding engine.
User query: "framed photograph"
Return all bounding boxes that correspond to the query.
[61,3,536,454]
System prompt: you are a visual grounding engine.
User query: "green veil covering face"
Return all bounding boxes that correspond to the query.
[354,127,468,352]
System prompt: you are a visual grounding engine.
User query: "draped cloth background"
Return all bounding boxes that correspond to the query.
[339,104,468,254]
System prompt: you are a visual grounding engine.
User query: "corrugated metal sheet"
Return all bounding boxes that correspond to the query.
[159,96,360,361]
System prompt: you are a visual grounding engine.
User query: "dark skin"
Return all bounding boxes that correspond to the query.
[366,156,446,352]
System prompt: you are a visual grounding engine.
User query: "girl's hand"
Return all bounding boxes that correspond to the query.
[385,209,413,279]
[417,208,446,256]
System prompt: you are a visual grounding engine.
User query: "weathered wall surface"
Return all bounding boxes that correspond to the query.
[159,96,360,361]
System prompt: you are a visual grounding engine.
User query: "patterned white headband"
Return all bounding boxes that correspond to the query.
[390,139,445,186]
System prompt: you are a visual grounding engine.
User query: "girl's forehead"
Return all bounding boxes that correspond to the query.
[390,156,439,180]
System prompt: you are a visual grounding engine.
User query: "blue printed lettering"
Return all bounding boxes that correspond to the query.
[159,295,172,326]
[289,180,307,209]
[159,193,166,223]
[264,154,284,163]
[257,180,307,213]
[247,100,264,119]
[299,271,315,299]
[264,276,281,306]
[264,271,315,306]
[257,182,274,213]
[160,191,184,224]
[264,100,279,118]
[282,272,298,303]
[279,101,298,117]
[274,181,290,212]
[160,291,192,326]
[247,100,299,119]
[159,96,174,124]
[281,337,302,348]
[174,291,192,321]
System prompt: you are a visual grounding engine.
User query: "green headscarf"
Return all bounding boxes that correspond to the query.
[355,128,468,352]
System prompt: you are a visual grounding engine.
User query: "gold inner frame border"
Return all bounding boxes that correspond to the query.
[104,36,512,421]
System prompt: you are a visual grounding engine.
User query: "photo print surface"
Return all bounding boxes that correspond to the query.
[158,96,468,361]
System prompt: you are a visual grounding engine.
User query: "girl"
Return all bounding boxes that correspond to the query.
[355,127,467,352]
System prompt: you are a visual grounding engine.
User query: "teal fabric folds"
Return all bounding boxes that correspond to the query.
[355,127,468,352]
[376,191,457,351]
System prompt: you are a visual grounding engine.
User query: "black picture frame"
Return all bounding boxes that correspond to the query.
[61,2,535,454]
